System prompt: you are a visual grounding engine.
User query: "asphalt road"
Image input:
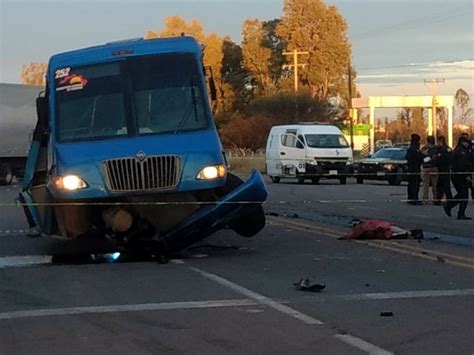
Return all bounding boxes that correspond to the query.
[265,177,474,240]
[0,182,473,355]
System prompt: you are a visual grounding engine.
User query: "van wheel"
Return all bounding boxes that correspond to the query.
[339,177,347,185]
[311,178,320,185]
[356,177,364,184]
[0,163,13,185]
[298,177,305,184]
[270,176,280,183]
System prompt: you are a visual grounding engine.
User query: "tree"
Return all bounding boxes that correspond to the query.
[146,16,205,41]
[277,0,352,100]
[262,19,286,89]
[455,88,470,121]
[21,63,47,86]
[221,37,248,109]
[241,18,273,95]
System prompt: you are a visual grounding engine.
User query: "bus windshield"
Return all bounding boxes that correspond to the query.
[55,53,209,143]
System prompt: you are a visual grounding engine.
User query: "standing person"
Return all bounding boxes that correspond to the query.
[444,136,472,219]
[436,136,452,205]
[405,134,424,205]
[421,135,439,203]
[461,133,474,199]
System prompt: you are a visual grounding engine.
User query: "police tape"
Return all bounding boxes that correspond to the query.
[0,198,472,207]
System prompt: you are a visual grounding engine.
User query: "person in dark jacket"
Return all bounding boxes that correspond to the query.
[405,133,424,205]
[461,133,474,199]
[435,136,452,204]
[421,135,439,203]
[444,136,472,219]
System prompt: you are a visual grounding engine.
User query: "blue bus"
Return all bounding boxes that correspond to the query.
[20,36,267,255]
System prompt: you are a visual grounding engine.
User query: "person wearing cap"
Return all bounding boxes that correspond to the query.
[435,136,452,204]
[444,136,472,219]
[405,133,424,205]
[421,135,439,204]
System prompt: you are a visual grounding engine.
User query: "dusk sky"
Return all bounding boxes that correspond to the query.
[1,0,473,99]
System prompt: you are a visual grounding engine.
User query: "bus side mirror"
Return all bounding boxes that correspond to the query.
[36,96,48,131]
[204,66,217,102]
[209,77,217,102]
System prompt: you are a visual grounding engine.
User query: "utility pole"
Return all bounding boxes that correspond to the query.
[283,50,309,92]
[347,61,354,149]
[424,78,445,138]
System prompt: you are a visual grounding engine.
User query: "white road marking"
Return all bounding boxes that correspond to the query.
[341,289,474,301]
[0,299,258,320]
[189,266,324,325]
[0,255,52,268]
[335,334,393,355]
[0,229,26,236]
[189,265,394,354]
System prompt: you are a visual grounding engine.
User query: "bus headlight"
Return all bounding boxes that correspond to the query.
[54,175,88,191]
[197,165,226,180]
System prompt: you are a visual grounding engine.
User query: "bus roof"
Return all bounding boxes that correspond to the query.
[48,36,202,72]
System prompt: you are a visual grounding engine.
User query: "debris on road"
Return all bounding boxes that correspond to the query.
[410,229,424,239]
[294,277,326,292]
[436,256,446,263]
[380,312,394,317]
[191,253,209,259]
[267,212,280,217]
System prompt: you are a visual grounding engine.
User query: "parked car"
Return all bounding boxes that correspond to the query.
[353,148,407,185]
[394,142,410,149]
[375,139,392,151]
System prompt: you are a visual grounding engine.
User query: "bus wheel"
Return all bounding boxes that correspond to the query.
[270,176,281,183]
[298,177,305,184]
[311,177,320,185]
[0,163,13,185]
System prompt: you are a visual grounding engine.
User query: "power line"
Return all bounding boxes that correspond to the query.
[351,4,473,42]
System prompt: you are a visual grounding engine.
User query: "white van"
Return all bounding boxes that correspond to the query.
[265,124,353,184]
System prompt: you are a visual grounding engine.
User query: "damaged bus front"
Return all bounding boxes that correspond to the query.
[20,37,267,253]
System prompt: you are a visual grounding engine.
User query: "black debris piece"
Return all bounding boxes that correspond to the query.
[380,312,394,317]
[294,277,326,292]
[436,256,446,263]
[410,229,424,239]
[268,212,279,217]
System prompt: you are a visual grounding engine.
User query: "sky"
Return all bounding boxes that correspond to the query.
[1,0,473,101]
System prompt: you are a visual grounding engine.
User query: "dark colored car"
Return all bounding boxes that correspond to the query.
[353,148,407,185]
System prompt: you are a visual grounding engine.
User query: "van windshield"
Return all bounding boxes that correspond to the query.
[54,53,209,143]
[305,134,349,148]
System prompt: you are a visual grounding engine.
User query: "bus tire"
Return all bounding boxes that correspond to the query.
[270,176,281,183]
